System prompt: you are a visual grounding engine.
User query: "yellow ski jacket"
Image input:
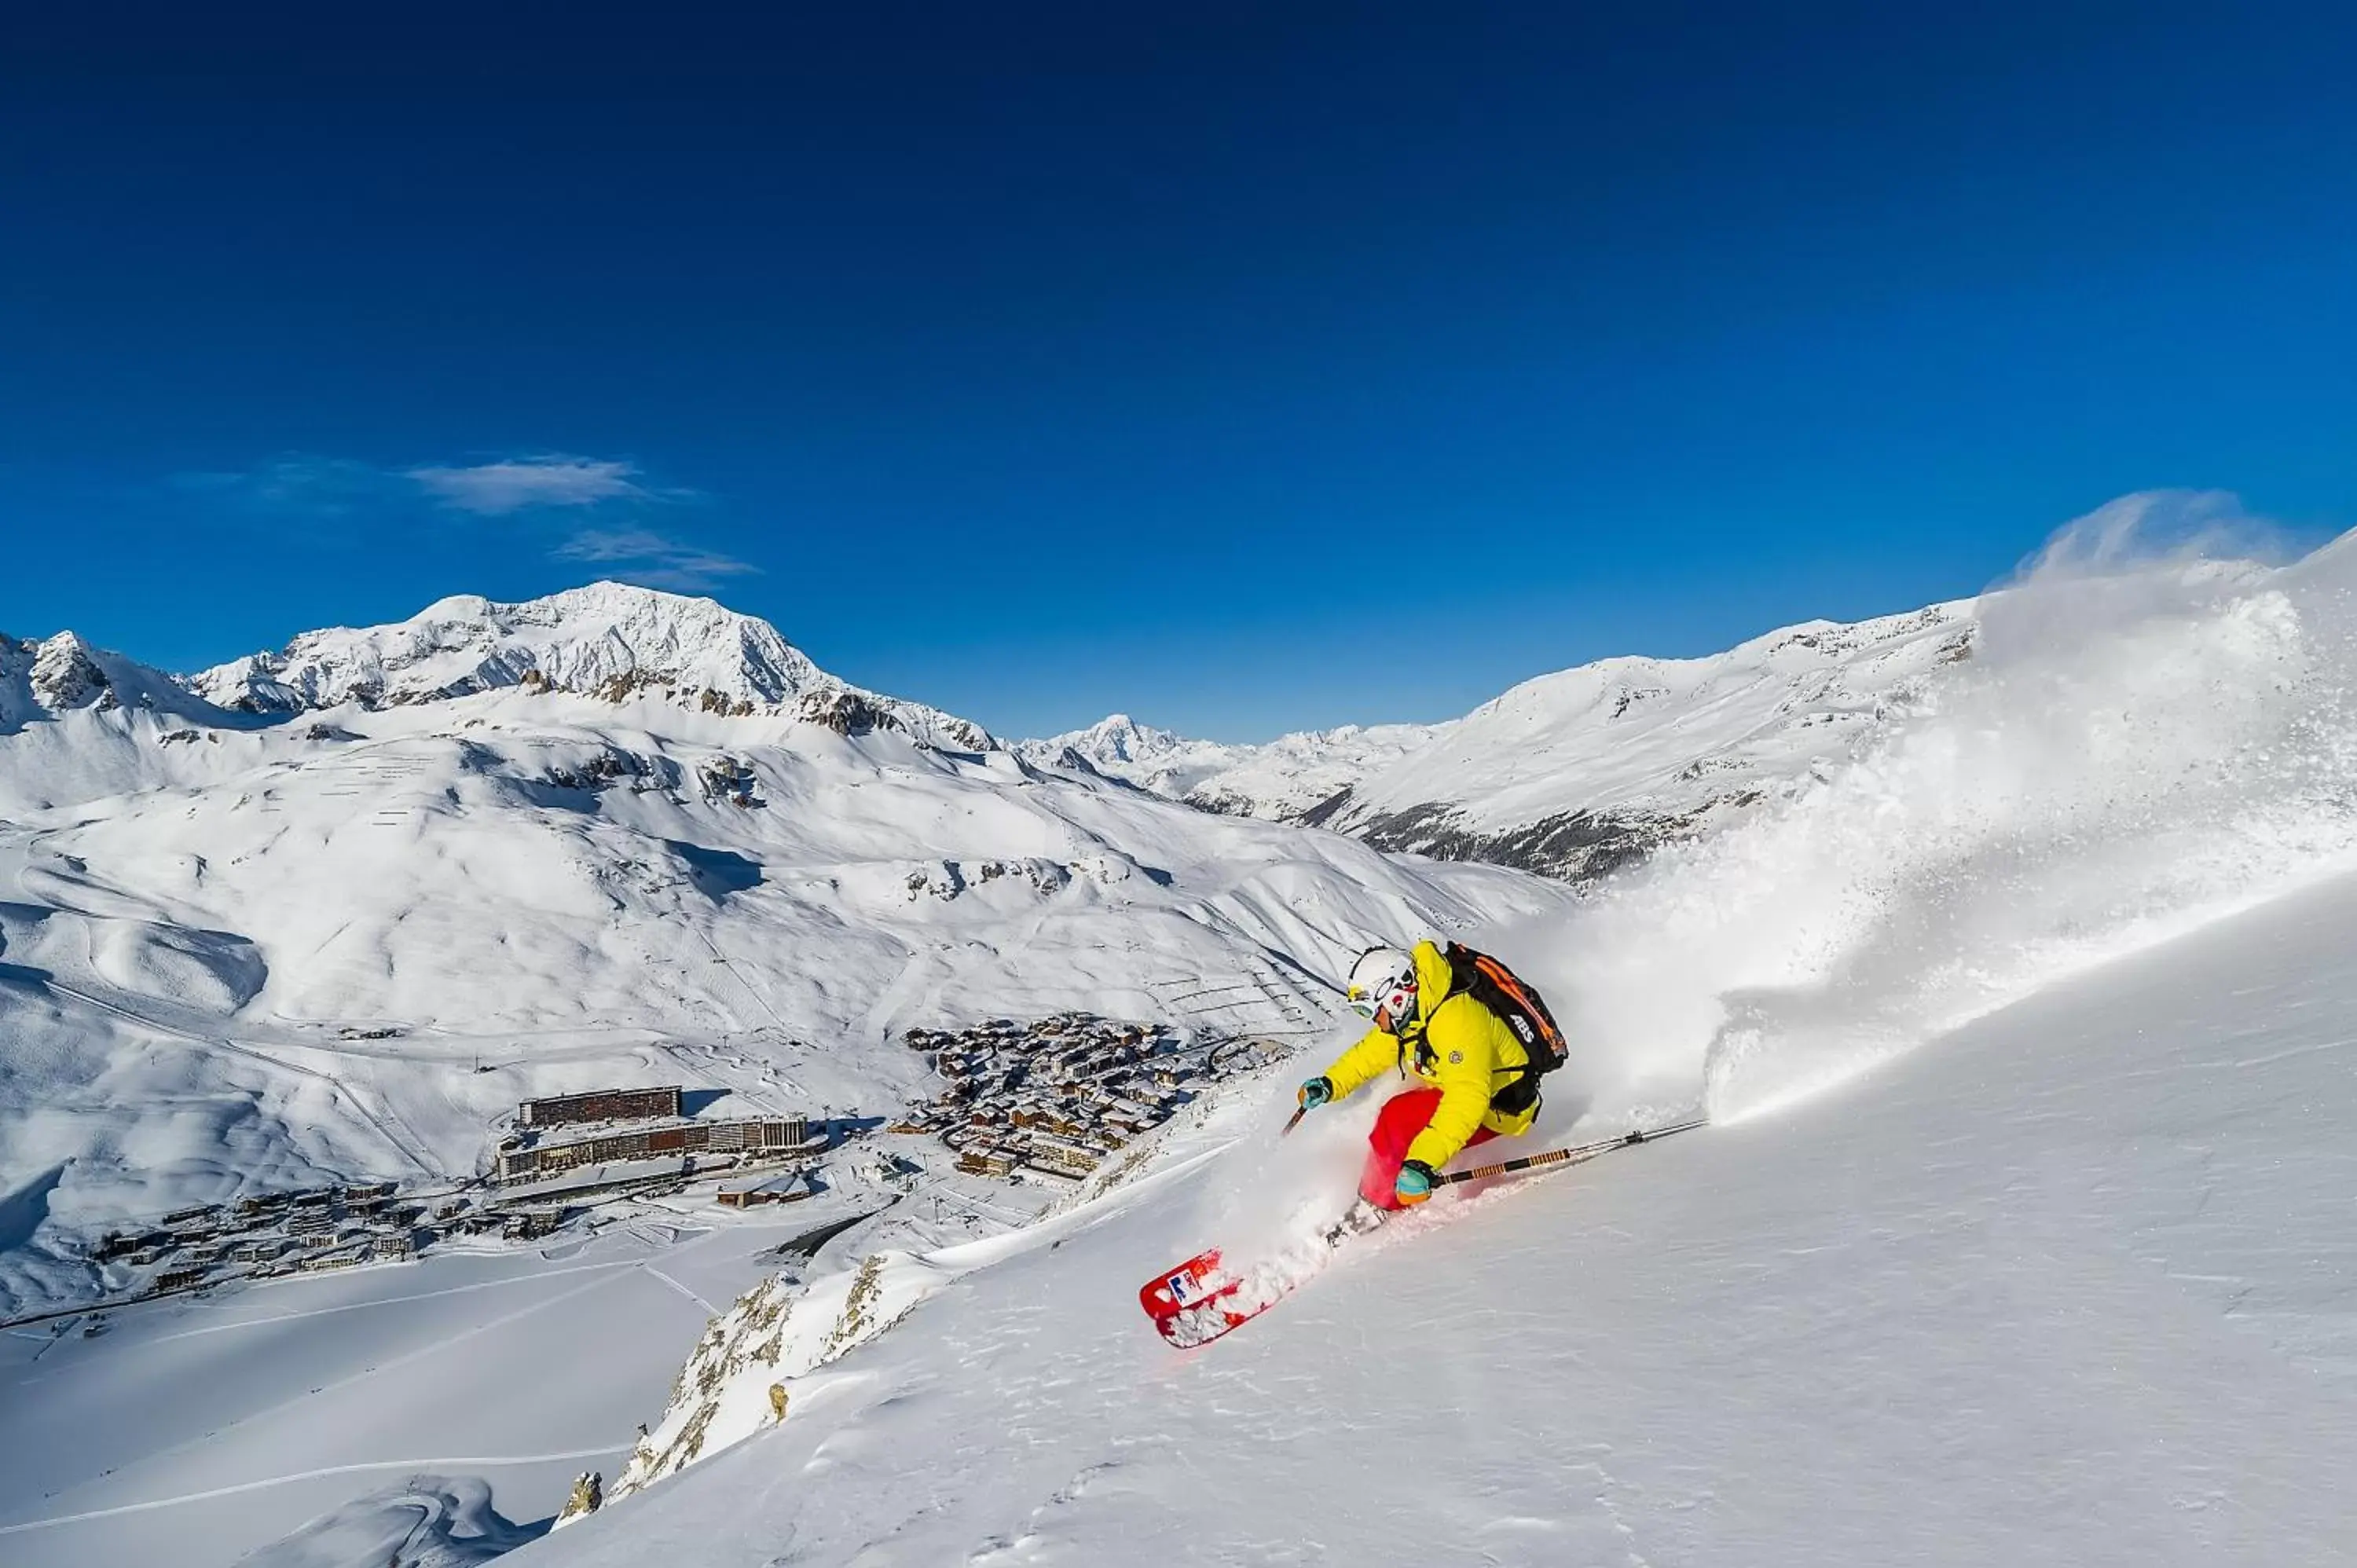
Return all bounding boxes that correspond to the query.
[1321,940,1541,1171]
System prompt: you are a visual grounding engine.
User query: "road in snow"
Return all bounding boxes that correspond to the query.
[530,870,2357,1567]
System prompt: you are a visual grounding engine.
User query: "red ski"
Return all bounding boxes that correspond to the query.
[1140,1244,1320,1348]
[1140,1249,1240,1346]
[1138,1116,1709,1349]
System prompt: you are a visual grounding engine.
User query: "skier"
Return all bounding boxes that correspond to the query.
[1143,943,1699,1347]
[1296,942,1548,1218]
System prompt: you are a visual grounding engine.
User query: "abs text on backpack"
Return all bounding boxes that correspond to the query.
[1441,942,1570,1082]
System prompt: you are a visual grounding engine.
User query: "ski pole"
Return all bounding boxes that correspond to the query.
[1279,1106,1307,1138]
[1435,1116,1707,1188]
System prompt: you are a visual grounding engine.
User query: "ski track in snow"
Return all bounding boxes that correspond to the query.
[638,1264,721,1314]
[72,1258,645,1354]
[0,1449,634,1537]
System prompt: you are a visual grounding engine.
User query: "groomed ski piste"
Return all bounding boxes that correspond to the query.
[524,507,2357,1566]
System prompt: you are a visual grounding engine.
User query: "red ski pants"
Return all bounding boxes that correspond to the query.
[1360,1088,1498,1211]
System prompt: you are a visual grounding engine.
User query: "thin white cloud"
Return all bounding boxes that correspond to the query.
[407,455,662,515]
[179,451,699,520]
[555,528,761,592]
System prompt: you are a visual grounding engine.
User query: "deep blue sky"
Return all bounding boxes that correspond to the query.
[5,4,2355,739]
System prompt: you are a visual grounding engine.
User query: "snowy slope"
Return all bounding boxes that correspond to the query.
[523,871,2357,1567]
[235,1475,541,1568]
[522,518,2357,1566]
[0,1205,853,1568]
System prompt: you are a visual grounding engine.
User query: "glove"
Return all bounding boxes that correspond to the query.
[1395,1160,1438,1206]
[1296,1075,1333,1111]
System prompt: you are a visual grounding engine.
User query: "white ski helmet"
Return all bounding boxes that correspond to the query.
[1346,946,1417,1032]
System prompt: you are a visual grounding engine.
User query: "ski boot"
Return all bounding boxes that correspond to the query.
[1320,1197,1388,1247]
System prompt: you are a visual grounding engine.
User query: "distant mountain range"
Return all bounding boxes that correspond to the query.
[1014,714,1439,823]
[10,583,1979,886]
[1022,602,1977,882]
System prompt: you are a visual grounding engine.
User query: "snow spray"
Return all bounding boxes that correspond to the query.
[1513,492,2357,1123]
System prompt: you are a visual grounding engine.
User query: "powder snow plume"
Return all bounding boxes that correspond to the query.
[1501,492,2357,1124]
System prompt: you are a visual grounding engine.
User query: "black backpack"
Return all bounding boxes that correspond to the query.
[1441,942,1570,1090]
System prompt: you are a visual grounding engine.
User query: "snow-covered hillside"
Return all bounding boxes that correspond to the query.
[0,586,1582,1319]
[1321,598,1977,880]
[525,863,2357,1568]
[516,513,2357,1567]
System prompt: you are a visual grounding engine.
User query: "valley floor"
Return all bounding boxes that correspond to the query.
[0,1209,839,1566]
[526,870,2357,1567]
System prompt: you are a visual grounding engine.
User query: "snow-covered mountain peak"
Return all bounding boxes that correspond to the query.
[189,582,995,749]
[1063,713,1182,764]
[1026,713,1197,771]
[1017,712,1442,820]
[1,628,233,734]
[1018,713,1235,793]
[409,592,498,621]
[29,632,114,711]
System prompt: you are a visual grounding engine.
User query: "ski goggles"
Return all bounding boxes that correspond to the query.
[1347,982,1415,1027]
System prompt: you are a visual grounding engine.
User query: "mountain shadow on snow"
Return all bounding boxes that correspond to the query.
[665,841,763,898]
[0,1163,67,1254]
